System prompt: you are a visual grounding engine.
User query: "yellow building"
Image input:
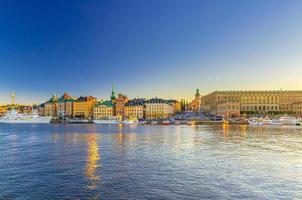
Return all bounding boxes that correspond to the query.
[44,93,58,117]
[93,101,114,119]
[216,99,241,117]
[201,90,302,117]
[145,98,174,119]
[292,102,302,117]
[0,105,7,116]
[124,99,145,119]
[73,96,97,119]
[188,89,201,112]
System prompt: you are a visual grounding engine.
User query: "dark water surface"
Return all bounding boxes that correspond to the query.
[0,124,301,199]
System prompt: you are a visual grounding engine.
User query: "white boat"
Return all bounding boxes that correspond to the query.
[248,117,263,125]
[122,118,138,125]
[262,119,282,125]
[0,109,51,124]
[93,119,120,124]
[151,121,158,125]
[279,116,299,125]
[162,120,170,125]
[69,119,90,123]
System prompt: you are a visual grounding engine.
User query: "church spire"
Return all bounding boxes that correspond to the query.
[111,83,116,101]
[195,89,200,99]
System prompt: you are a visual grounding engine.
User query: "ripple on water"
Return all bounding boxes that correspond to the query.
[0,124,302,199]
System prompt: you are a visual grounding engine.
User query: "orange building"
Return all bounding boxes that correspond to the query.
[115,93,129,117]
[73,96,97,119]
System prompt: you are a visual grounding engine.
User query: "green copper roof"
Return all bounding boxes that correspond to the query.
[95,100,114,108]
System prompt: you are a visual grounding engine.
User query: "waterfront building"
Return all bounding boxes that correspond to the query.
[201,90,302,117]
[145,98,174,119]
[167,99,181,113]
[57,93,75,118]
[93,101,114,119]
[188,89,201,112]
[124,99,145,119]
[19,105,32,114]
[44,93,58,117]
[73,96,97,119]
[292,102,302,117]
[115,93,129,117]
[38,103,45,116]
[0,105,7,116]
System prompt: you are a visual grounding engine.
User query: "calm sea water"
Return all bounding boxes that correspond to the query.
[0,124,302,200]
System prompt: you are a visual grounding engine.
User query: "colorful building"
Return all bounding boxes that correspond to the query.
[57,93,75,118]
[115,93,129,117]
[201,90,302,117]
[44,93,58,117]
[93,101,114,119]
[0,105,7,116]
[188,89,201,112]
[73,96,97,119]
[38,103,45,116]
[167,99,181,114]
[124,99,145,119]
[145,98,174,119]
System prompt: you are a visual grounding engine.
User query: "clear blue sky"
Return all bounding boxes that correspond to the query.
[1,0,302,104]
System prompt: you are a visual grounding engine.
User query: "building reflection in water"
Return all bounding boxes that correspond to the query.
[85,133,101,190]
[240,125,248,137]
[114,124,137,147]
[222,123,230,138]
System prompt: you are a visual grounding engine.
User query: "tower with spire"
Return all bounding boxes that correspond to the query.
[195,89,200,99]
[110,83,116,101]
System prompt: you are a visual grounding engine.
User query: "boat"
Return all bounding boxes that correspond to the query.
[279,116,299,125]
[0,109,51,123]
[187,121,196,125]
[93,116,121,124]
[69,119,90,123]
[174,121,181,125]
[228,117,248,125]
[162,120,170,125]
[139,120,147,125]
[262,118,282,125]
[151,121,158,125]
[122,117,138,125]
[248,117,263,125]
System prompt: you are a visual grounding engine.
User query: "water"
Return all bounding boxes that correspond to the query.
[0,124,301,199]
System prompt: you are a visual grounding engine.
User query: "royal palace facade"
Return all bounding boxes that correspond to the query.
[201,90,302,117]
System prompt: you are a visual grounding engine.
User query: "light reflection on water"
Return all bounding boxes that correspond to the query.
[0,124,302,199]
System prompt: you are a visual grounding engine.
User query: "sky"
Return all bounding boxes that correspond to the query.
[1,0,302,104]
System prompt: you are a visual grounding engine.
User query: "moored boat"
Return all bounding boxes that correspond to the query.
[279,116,298,125]
[162,120,170,125]
[248,117,263,125]
[122,117,138,125]
[0,109,51,124]
[93,119,120,124]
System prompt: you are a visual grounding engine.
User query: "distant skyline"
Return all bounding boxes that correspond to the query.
[1,0,302,104]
